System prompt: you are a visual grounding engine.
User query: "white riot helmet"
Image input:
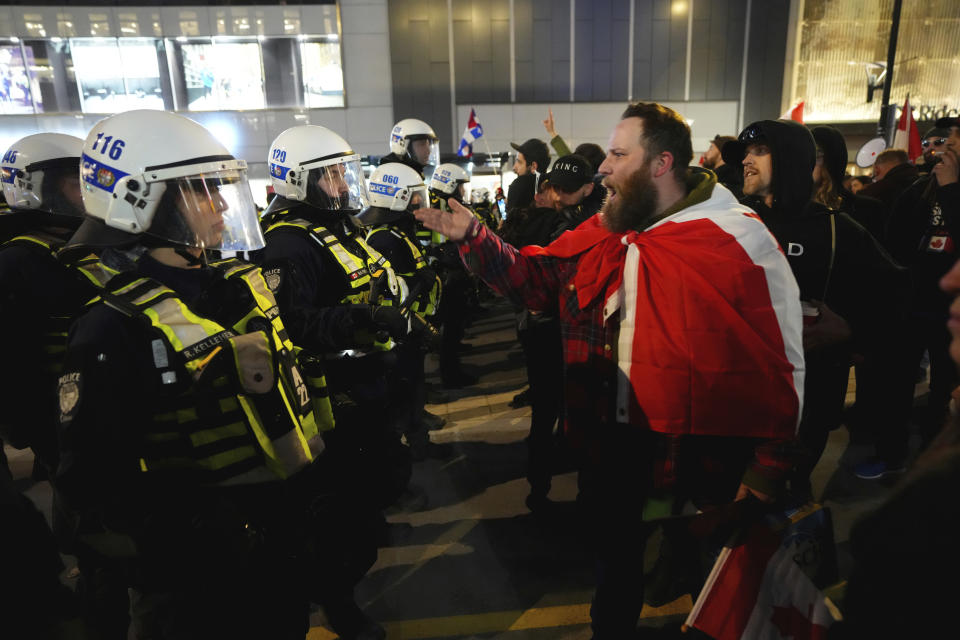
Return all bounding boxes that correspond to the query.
[389,118,440,169]
[471,187,490,204]
[429,163,470,203]
[72,110,264,253]
[354,163,429,227]
[268,125,369,214]
[1,133,84,220]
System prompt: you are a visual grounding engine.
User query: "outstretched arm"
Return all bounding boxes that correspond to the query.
[415,199,569,313]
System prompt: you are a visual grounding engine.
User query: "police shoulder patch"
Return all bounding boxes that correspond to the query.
[263,267,283,293]
[57,371,82,423]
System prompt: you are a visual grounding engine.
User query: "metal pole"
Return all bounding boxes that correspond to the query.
[877,0,903,140]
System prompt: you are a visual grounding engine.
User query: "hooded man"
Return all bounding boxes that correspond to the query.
[418,102,805,639]
[812,126,886,240]
[725,119,906,487]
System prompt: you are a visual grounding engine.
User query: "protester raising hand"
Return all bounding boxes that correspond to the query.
[415,198,476,243]
[543,107,557,139]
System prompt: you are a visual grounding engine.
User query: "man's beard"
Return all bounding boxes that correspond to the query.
[702,156,717,170]
[601,162,659,233]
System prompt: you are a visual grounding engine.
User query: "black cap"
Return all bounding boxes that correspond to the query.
[543,154,592,192]
[936,115,960,129]
[923,126,949,140]
[721,123,769,166]
[510,138,550,173]
[711,135,737,151]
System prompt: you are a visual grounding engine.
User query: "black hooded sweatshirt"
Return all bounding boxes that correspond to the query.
[811,126,887,241]
[739,120,905,356]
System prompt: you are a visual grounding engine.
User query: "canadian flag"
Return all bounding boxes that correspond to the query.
[892,95,923,165]
[684,506,838,639]
[780,101,804,123]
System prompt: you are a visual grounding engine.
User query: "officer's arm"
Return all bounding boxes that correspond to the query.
[56,308,146,519]
[417,201,565,313]
[259,232,373,353]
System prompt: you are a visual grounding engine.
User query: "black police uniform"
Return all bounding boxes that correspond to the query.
[257,197,412,506]
[57,252,330,639]
[365,214,444,457]
[426,192,477,387]
[0,214,106,635]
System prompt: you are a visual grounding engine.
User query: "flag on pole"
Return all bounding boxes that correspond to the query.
[892,95,923,164]
[684,504,839,640]
[780,100,805,123]
[457,108,484,158]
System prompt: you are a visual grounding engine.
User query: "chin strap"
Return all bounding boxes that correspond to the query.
[174,246,206,267]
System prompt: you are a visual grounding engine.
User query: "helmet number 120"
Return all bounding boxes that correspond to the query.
[91,133,126,161]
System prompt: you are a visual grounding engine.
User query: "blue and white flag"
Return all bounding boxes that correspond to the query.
[457,108,483,158]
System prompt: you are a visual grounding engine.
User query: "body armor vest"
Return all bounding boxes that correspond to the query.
[2,232,117,377]
[265,214,399,306]
[366,225,441,316]
[100,258,333,485]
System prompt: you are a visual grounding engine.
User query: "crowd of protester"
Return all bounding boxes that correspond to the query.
[0,96,958,640]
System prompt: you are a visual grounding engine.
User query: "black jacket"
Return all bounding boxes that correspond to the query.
[886,176,960,314]
[379,152,425,178]
[859,162,920,213]
[256,198,379,354]
[506,173,537,213]
[742,120,906,354]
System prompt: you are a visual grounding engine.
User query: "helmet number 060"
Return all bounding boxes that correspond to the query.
[91,133,126,161]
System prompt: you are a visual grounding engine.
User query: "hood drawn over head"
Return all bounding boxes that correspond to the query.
[725,119,816,215]
[811,125,848,193]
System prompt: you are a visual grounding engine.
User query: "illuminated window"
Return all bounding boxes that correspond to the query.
[794,0,960,122]
[300,39,344,108]
[71,38,164,112]
[0,44,38,114]
[177,40,266,111]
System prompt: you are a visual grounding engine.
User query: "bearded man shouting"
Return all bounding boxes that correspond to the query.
[416,102,805,640]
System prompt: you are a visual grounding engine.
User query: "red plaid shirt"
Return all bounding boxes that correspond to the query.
[459,218,797,497]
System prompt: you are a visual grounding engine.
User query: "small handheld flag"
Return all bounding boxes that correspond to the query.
[457,109,484,158]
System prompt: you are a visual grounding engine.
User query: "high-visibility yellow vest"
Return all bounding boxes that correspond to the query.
[366,225,441,316]
[99,258,333,484]
[265,214,398,306]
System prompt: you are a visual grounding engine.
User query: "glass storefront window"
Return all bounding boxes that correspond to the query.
[71,38,164,112]
[794,0,960,123]
[300,39,344,108]
[0,44,38,114]
[178,40,265,111]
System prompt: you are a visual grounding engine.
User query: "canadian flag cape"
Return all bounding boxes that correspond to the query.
[522,181,804,438]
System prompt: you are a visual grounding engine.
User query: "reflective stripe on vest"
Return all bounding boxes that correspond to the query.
[105,260,332,483]
[367,225,441,316]
[1,233,116,376]
[265,216,398,305]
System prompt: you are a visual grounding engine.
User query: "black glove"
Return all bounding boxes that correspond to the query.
[370,305,410,340]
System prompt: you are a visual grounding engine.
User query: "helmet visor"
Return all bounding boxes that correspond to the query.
[149,169,265,252]
[409,137,440,169]
[407,184,430,212]
[2,161,84,218]
[304,157,369,213]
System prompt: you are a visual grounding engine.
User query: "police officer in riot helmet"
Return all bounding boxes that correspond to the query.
[0,133,99,634]
[0,133,90,472]
[57,110,326,638]
[357,163,451,457]
[380,118,440,177]
[428,163,478,388]
[259,125,426,639]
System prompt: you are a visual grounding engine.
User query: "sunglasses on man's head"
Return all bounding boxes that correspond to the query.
[922,137,947,149]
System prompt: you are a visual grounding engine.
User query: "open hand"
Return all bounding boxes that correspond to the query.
[414,198,476,243]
